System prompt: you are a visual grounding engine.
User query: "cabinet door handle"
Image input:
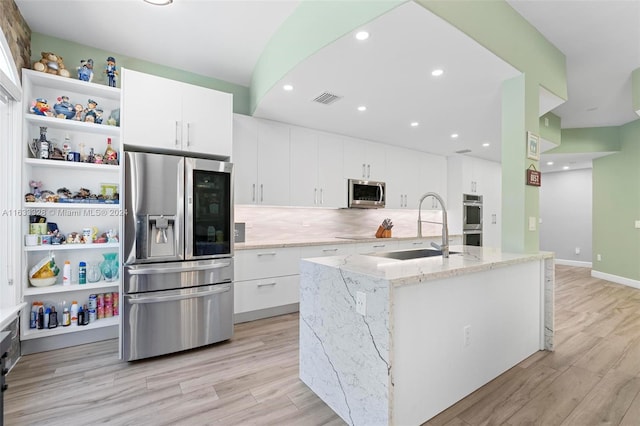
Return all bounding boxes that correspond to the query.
[367,164,371,178]
[322,248,338,252]
[256,252,277,257]
[252,184,256,202]
[373,244,385,248]
[320,188,324,205]
[412,241,424,245]
[404,194,408,207]
[175,121,180,147]
[257,282,277,287]
[186,122,191,147]
[314,188,318,205]
[260,184,264,202]
[362,163,366,178]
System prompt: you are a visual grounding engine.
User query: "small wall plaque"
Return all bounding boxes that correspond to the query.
[526,166,541,187]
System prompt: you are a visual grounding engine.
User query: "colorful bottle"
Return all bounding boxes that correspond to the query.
[30,302,38,328]
[70,301,79,326]
[63,260,71,285]
[37,306,44,329]
[77,305,85,326]
[62,308,71,326]
[104,137,117,164]
[48,306,58,329]
[78,261,87,284]
[81,304,90,325]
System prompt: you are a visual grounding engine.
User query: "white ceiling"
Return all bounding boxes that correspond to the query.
[15,0,640,174]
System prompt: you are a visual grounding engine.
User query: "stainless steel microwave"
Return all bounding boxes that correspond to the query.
[348,179,385,208]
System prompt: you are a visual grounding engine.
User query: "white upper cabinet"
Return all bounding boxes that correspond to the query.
[290,127,345,208]
[343,137,386,181]
[232,114,290,206]
[386,148,447,210]
[121,69,232,156]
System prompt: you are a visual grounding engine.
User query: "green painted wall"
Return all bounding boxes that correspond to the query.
[549,127,621,154]
[539,112,561,146]
[633,68,640,114]
[31,33,251,114]
[250,0,402,113]
[592,119,640,281]
[501,74,540,253]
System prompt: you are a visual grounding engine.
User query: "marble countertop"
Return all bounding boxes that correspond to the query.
[302,245,554,287]
[234,234,456,250]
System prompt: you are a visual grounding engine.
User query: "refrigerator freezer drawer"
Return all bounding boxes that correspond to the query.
[124,259,233,293]
[123,283,233,361]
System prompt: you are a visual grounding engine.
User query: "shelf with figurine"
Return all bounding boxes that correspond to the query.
[24,220,119,250]
[28,94,120,128]
[24,179,119,206]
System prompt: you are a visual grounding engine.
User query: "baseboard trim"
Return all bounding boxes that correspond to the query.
[555,259,592,268]
[234,303,299,324]
[591,270,640,290]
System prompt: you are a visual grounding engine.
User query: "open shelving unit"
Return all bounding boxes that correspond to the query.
[20,69,123,354]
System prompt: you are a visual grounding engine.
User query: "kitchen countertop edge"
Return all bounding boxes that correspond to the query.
[234,234,459,250]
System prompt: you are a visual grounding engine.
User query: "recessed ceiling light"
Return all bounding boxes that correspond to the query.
[283,84,293,91]
[410,122,419,127]
[451,133,459,139]
[355,31,369,41]
[357,105,367,112]
[563,166,570,170]
[482,143,490,147]
[546,161,554,166]
[431,69,444,77]
[144,0,172,5]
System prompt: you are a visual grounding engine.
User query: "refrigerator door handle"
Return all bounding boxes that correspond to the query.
[127,261,231,275]
[128,284,232,304]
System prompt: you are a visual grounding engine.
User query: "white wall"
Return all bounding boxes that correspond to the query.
[539,168,592,264]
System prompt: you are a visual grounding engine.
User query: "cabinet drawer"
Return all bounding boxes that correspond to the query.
[234,247,300,281]
[355,241,399,254]
[234,275,299,314]
[299,244,354,259]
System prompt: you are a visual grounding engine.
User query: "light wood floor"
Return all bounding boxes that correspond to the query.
[5,265,640,425]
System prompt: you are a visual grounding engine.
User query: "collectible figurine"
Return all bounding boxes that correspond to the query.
[94,107,104,124]
[53,95,75,119]
[29,180,42,198]
[30,98,51,116]
[83,99,98,123]
[77,59,94,82]
[105,56,118,87]
[73,103,84,121]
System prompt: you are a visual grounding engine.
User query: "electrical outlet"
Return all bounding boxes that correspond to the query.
[529,217,536,231]
[575,247,580,255]
[544,117,549,127]
[463,325,471,347]
[635,220,640,229]
[355,291,366,316]
[597,254,602,261]
[491,214,497,224]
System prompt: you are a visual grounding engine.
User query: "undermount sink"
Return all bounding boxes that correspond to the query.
[367,248,460,260]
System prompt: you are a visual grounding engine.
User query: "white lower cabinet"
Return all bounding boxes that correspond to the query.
[234,247,301,322]
[234,275,299,315]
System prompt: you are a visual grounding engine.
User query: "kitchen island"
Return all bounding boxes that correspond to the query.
[299,245,554,426]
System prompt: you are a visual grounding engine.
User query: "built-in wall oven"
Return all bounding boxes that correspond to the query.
[463,194,483,246]
[123,150,234,361]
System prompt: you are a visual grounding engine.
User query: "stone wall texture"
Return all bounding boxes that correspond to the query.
[0,0,31,82]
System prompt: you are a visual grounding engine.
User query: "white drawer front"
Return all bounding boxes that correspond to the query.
[355,241,399,254]
[299,244,354,259]
[234,275,299,314]
[234,247,301,281]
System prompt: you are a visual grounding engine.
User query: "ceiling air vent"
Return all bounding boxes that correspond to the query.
[312,91,342,105]
[455,149,472,154]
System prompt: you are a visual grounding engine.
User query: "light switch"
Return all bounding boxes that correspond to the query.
[635,220,640,229]
[529,217,536,231]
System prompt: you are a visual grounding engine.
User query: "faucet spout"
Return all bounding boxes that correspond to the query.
[417,192,449,258]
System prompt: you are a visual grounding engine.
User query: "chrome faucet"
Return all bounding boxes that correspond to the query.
[417,192,449,258]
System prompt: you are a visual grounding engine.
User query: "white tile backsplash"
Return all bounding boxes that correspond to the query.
[235,206,443,243]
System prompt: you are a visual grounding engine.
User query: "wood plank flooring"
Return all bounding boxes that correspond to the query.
[5,265,640,425]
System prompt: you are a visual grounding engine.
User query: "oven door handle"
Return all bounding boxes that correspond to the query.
[127,262,231,275]
[128,284,232,304]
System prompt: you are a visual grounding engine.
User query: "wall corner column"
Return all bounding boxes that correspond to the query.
[501,74,540,253]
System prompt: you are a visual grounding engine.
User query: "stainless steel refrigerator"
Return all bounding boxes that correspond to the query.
[122,150,234,361]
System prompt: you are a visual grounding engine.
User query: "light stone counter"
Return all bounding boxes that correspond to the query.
[299,245,554,425]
